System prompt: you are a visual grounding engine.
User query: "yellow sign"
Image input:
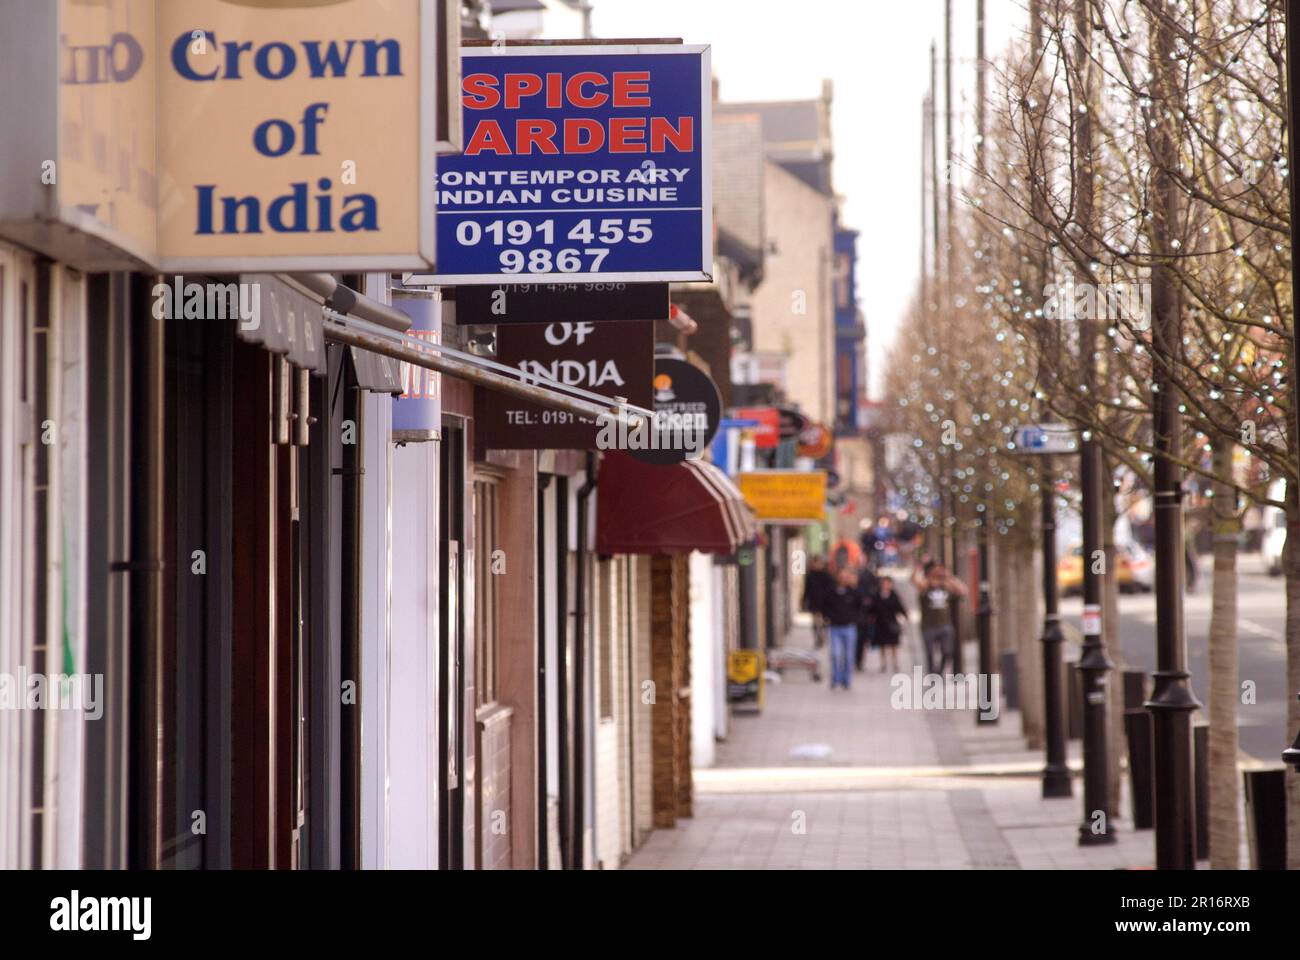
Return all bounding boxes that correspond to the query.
[5,1,437,271]
[737,471,826,523]
[728,650,760,684]
[727,650,764,708]
[156,0,435,270]
[58,0,159,266]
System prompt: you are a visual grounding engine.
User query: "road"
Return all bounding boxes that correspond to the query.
[1061,551,1290,763]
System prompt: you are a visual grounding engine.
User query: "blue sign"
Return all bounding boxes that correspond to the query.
[426,44,712,284]
[1012,423,1077,454]
[391,293,442,441]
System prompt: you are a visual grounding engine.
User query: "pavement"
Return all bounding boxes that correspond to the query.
[625,573,1161,870]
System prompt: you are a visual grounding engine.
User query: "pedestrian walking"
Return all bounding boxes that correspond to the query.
[855,563,880,672]
[911,558,967,674]
[895,518,921,568]
[828,536,863,574]
[822,566,866,690]
[871,576,907,674]
[801,554,834,649]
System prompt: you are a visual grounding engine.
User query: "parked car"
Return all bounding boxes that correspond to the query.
[1117,542,1154,593]
[1058,542,1153,594]
[1058,545,1083,595]
[1262,506,1286,576]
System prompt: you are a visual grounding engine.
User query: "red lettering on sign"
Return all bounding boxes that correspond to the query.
[464,116,693,156]
[613,71,651,107]
[464,119,511,155]
[462,72,499,109]
[517,119,560,155]
[650,116,693,152]
[564,118,605,153]
[545,72,564,108]
[566,71,608,107]
[503,73,542,109]
[608,117,647,153]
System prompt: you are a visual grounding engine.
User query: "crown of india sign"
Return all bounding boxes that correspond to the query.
[0,0,440,271]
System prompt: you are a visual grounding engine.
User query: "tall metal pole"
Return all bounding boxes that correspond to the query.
[1282,0,1300,857]
[975,0,986,172]
[929,44,946,574]
[929,44,940,310]
[1146,0,1199,870]
[944,0,964,674]
[1040,458,1072,797]
[921,94,930,320]
[973,0,995,722]
[1071,0,1115,846]
[944,0,953,250]
[976,521,995,724]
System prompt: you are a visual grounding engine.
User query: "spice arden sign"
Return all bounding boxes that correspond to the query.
[435,44,712,283]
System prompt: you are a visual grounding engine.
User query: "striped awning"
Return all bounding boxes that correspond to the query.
[596,451,757,555]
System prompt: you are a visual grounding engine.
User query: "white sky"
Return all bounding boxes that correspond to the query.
[593,0,1022,396]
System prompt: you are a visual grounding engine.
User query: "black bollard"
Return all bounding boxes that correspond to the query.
[1124,709,1155,830]
[1243,768,1286,870]
[1193,723,1208,860]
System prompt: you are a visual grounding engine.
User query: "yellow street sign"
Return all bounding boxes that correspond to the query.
[737,471,826,523]
[727,650,764,709]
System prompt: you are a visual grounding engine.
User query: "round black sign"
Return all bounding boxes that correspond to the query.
[628,358,722,465]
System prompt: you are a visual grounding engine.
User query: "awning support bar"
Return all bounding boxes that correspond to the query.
[291,273,411,333]
[322,317,649,428]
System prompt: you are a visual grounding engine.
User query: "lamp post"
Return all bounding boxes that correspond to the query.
[1282,0,1300,855]
[1145,0,1200,871]
[1039,457,1072,798]
[1077,430,1115,843]
[976,516,995,725]
[1012,426,1076,795]
[1285,693,1300,772]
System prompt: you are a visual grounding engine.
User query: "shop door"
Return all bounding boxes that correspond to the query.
[438,421,466,869]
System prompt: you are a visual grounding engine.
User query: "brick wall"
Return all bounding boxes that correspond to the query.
[673,553,692,820]
[650,553,694,828]
[651,554,679,828]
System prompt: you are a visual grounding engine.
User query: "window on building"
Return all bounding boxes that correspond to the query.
[834,252,851,309]
[473,476,500,706]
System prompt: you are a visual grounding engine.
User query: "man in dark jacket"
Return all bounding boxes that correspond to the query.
[801,554,834,649]
[822,567,866,690]
[855,565,879,672]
